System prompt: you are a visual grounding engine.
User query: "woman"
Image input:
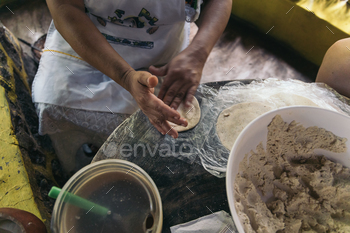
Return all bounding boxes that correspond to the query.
[316,38,350,98]
[32,0,232,172]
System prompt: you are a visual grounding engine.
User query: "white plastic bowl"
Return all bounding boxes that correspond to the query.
[226,106,350,233]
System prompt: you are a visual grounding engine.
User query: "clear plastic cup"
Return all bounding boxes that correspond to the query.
[51,159,163,233]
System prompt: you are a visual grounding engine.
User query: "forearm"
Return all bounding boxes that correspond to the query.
[190,0,232,61]
[46,1,133,90]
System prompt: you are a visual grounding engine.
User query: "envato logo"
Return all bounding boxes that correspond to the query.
[107,142,195,158]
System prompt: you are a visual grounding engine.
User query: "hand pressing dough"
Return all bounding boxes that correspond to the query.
[168,97,201,132]
[270,93,318,107]
[216,102,273,150]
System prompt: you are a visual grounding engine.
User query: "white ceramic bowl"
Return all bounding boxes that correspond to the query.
[226,106,350,233]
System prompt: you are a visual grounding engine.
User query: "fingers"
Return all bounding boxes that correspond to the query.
[158,104,188,138]
[149,108,181,138]
[159,78,187,108]
[142,94,188,138]
[150,119,172,137]
[165,122,178,138]
[156,102,187,126]
[149,65,168,77]
[169,83,192,109]
[157,81,170,100]
[162,82,183,107]
[184,86,197,108]
[137,73,158,88]
[147,75,158,88]
[151,119,178,139]
[157,71,199,109]
[161,81,195,110]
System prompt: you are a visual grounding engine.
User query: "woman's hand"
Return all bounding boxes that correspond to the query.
[124,70,188,138]
[149,47,206,109]
[148,0,232,110]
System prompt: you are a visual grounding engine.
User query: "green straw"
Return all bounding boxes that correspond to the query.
[49,186,110,216]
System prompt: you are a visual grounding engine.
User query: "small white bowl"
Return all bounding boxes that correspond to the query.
[226,106,350,233]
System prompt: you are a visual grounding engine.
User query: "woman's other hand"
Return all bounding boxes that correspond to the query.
[149,47,205,110]
[124,70,188,138]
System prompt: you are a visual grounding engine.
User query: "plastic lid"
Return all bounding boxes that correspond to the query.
[50,159,163,233]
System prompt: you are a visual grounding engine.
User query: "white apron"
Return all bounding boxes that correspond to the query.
[32,0,201,114]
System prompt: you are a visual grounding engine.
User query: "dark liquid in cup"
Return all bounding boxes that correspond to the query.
[69,172,154,233]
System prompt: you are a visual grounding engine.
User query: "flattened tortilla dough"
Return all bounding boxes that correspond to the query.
[168,97,201,132]
[270,93,318,107]
[216,102,273,150]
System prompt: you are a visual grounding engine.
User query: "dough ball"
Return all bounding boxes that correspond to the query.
[216,102,273,150]
[168,97,201,132]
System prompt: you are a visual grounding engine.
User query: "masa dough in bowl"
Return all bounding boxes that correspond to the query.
[234,115,349,233]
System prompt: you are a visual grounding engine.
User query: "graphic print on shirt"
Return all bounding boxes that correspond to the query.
[89,2,198,49]
[101,33,154,49]
[92,8,159,34]
[90,7,162,49]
